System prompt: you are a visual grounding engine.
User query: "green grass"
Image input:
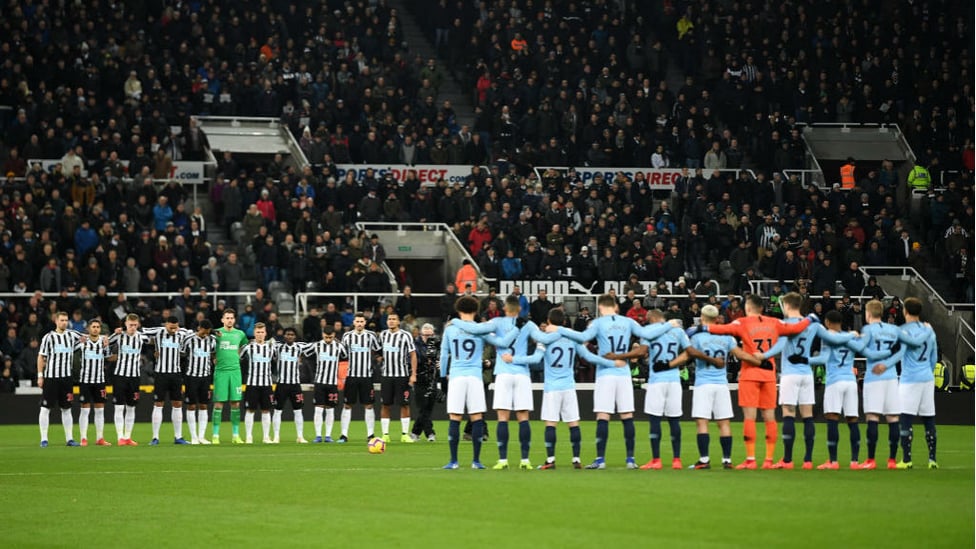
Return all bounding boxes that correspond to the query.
[2,421,972,548]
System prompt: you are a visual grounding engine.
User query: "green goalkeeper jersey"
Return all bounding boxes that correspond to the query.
[214,328,248,372]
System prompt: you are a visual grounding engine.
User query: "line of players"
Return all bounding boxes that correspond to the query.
[37,308,422,447]
[440,292,939,471]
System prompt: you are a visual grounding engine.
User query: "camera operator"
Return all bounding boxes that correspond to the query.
[411,323,441,441]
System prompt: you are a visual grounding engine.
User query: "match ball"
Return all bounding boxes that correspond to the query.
[367,437,386,454]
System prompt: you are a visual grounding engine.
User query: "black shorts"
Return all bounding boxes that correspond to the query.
[273,383,304,411]
[343,377,375,406]
[313,384,340,408]
[184,376,212,406]
[244,385,273,411]
[113,376,141,406]
[78,383,107,405]
[40,378,74,409]
[153,373,184,403]
[381,377,412,407]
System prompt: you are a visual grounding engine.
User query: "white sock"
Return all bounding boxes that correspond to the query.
[401,417,410,434]
[197,409,209,440]
[152,406,163,439]
[294,410,304,439]
[94,407,105,440]
[125,405,137,438]
[364,408,375,437]
[381,417,391,435]
[114,406,124,440]
[172,407,183,439]
[314,407,324,437]
[261,412,271,440]
[273,410,283,439]
[61,408,74,442]
[39,407,50,442]
[325,408,335,438]
[340,408,351,437]
[79,407,91,441]
[245,411,254,439]
[187,409,198,441]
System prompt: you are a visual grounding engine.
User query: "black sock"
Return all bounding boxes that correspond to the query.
[719,436,732,461]
[782,416,796,462]
[697,433,710,461]
[595,420,609,459]
[544,426,556,460]
[887,422,900,460]
[803,417,815,463]
[826,420,839,462]
[471,420,483,462]
[923,416,937,462]
[899,414,914,463]
[848,422,861,462]
[866,420,878,459]
[569,426,581,459]
[448,420,460,463]
[519,420,531,460]
[649,416,662,458]
[668,418,682,458]
[496,421,509,460]
[622,418,635,459]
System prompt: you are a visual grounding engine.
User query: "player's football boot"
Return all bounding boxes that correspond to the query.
[199,437,212,445]
[848,461,859,469]
[722,461,734,469]
[262,437,273,444]
[442,461,459,470]
[735,459,757,470]
[427,435,436,442]
[337,435,348,444]
[95,438,111,446]
[40,440,48,448]
[492,460,509,470]
[382,434,391,443]
[271,436,280,444]
[209,437,220,445]
[471,461,486,470]
[174,437,190,445]
[244,436,254,444]
[232,435,245,444]
[584,458,606,469]
[572,461,583,469]
[150,438,160,446]
[625,458,639,469]
[895,461,913,470]
[519,460,533,470]
[886,458,898,469]
[296,437,309,444]
[66,440,80,447]
[640,458,662,470]
[928,460,939,469]
[312,436,323,443]
[816,461,839,470]
[858,459,876,470]
[409,433,421,442]
[770,459,794,470]
[538,461,556,470]
[672,458,683,470]
[689,460,711,470]
[324,436,334,443]
[802,461,814,470]
[400,434,415,443]
[190,439,200,445]
[80,438,88,447]
[761,458,776,470]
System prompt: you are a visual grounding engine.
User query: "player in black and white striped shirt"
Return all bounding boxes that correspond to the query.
[76,319,111,447]
[109,314,150,445]
[143,317,194,445]
[272,327,308,443]
[302,325,348,442]
[180,319,217,445]
[378,313,418,443]
[340,313,382,443]
[240,323,276,444]
[37,311,84,447]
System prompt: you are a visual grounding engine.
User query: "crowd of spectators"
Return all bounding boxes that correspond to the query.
[0,0,974,390]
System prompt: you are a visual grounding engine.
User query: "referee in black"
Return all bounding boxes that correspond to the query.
[37,311,83,447]
[378,312,417,443]
[339,313,381,443]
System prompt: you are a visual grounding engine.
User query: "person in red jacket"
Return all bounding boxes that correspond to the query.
[255,189,276,223]
[467,218,493,256]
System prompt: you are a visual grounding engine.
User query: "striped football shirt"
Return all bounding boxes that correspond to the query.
[76,336,110,384]
[181,334,217,377]
[39,329,84,379]
[341,330,380,378]
[303,340,347,385]
[143,327,193,374]
[379,329,416,378]
[241,340,277,386]
[110,331,150,378]
[274,342,306,385]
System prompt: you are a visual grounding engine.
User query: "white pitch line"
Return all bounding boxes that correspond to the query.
[0,466,435,477]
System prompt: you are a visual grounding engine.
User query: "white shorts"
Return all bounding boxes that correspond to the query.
[779,374,816,406]
[899,381,936,416]
[644,382,683,417]
[541,390,580,423]
[823,381,859,417]
[593,376,635,414]
[862,379,900,415]
[691,384,733,420]
[492,373,534,411]
[447,376,487,415]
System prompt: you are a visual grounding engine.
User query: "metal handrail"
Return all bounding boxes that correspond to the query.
[0,290,258,310]
[857,266,974,311]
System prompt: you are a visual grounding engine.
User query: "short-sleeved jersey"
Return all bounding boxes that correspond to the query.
[440,323,515,379]
[110,331,150,378]
[241,340,277,386]
[560,315,673,378]
[513,338,616,392]
[859,322,902,383]
[303,340,347,385]
[341,329,381,378]
[643,326,691,384]
[379,329,416,378]
[76,337,110,384]
[689,332,737,386]
[707,315,810,381]
[214,328,248,372]
[39,329,83,379]
[898,321,937,384]
[274,342,306,384]
[181,334,217,377]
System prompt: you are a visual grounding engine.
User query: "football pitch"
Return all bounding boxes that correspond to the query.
[2,422,972,548]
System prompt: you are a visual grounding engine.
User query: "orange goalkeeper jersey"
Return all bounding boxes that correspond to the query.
[708,315,811,381]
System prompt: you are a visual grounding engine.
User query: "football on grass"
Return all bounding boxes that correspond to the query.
[367,438,386,454]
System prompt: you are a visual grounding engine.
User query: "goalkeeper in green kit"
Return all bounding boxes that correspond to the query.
[212,309,249,444]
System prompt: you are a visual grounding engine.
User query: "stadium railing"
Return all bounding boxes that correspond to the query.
[0,291,257,310]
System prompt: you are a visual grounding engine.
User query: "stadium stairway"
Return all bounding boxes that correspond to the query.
[393,0,476,127]
[191,193,259,295]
